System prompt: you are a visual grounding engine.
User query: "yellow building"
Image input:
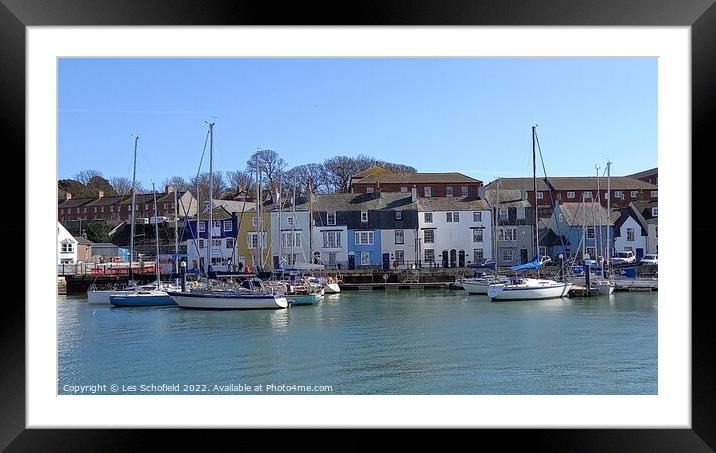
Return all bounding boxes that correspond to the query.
[233,209,272,271]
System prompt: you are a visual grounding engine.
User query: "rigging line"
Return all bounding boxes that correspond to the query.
[534,128,567,260]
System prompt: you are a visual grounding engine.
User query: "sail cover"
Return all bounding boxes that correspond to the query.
[510,257,542,271]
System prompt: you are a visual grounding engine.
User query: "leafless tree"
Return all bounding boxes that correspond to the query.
[245,149,287,192]
[283,163,330,196]
[190,171,229,200]
[110,177,133,195]
[161,176,191,193]
[226,170,255,194]
[74,169,103,185]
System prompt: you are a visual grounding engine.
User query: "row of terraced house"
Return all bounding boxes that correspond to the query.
[57,166,658,270]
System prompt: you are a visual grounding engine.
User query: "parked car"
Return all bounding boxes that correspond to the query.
[467,258,496,270]
[640,254,658,265]
[611,250,636,264]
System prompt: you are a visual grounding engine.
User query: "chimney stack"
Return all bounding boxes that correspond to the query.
[411,184,417,203]
[165,184,174,195]
[97,190,104,199]
[65,192,72,200]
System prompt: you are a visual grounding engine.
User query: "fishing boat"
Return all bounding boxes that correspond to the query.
[110,183,177,307]
[487,126,572,301]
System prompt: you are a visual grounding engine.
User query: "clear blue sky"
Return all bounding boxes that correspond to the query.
[58,58,656,186]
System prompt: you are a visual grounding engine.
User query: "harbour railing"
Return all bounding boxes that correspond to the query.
[57,262,157,277]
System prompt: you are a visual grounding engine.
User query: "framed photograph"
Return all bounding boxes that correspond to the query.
[7,0,713,449]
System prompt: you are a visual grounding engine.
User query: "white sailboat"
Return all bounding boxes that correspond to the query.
[88,135,142,305]
[166,122,288,310]
[488,126,572,301]
[462,274,510,295]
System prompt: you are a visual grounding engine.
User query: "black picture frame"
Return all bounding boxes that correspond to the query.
[4,0,714,450]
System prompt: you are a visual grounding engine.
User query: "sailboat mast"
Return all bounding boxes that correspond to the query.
[129,135,138,281]
[595,164,602,276]
[207,122,214,277]
[278,176,282,267]
[152,182,160,285]
[292,186,296,266]
[174,187,179,274]
[606,160,612,271]
[532,126,539,268]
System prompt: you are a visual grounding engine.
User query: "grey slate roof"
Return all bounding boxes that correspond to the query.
[558,202,614,226]
[273,192,417,212]
[416,197,490,212]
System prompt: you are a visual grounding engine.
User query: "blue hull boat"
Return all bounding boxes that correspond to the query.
[288,293,323,306]
[110,292,177,307]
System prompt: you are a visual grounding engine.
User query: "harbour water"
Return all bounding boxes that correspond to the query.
[58,290,657,395]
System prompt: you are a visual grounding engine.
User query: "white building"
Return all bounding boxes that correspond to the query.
[57,222,78,264]
[269,205,312,269]
[613,203,651,260]
[416,198,493,267]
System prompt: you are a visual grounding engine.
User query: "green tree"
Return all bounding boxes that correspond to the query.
[85,222,110,243]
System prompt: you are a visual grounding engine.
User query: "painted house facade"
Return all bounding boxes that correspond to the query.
[546,202,615,262]
[57,222,78,264]
[613,201,658,258]
[185,207,240,273]
[269,204,313,269]
[416,198,493,268]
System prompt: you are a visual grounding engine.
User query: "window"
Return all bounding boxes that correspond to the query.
[446,186,453,197]
[558,213,564,222]
[395,230,404,244]
[248,232,258,249]
[212,220,221,230]
[211,257,223,266]
[651,191,658,197]
[400,186,408,193]
[360,251,371,265]
[76,207,80,213]
[626,228,635,241]
[395,250,405,265]
[461,186,468,197]
[322,231,342,248]
[446,212,453,222]
[423,230,435,244]
[536,191,544,199]
[212,239,222,247]
[83,207,88,213]
[100,206,105,213]
[110,206,114,212]
[424,186,432,197]
[424,212,433,223]
[251,216,262,226]
[631,191,638,198]
[226,238,234,249]
[539,246,547,257]
[624,246,633,252]
[498,227,517,241]
[655,226,658,237]
[652,207,658,217]
[583,191,593,200]
[499,208,508,221]
[198,239,205,248]
[163,203,168,210]
[473,212,482,222]
[424,249,435,263]
[60,208,64,214]
[614,191,623,199]
[361,211,368,222]
[327,211,336,225]
[473,248,484,261]
[517,208,525,220]
[472,229,483,242]
[282,232,294,248]
[587,226,595,239]
[198,221,206,232]
[93,207,98,213]
[60,241,74,253]
[354,231,375,245]
[287,216,293,226]
[567,191,575,199]
[224,220,232,231]
[501,248,514,262]
[366,187,374,193]
[328,252,337,265]
[145,204,150,211]
[395,210,402,220]
[453,212,459,222]
[586,246,596,258]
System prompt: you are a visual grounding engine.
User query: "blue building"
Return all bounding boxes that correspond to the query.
[545,202,614,262]
[185,206,239,272]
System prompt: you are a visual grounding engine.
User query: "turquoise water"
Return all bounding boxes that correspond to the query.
[58,290,657,395]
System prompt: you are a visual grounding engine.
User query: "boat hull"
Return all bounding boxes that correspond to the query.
[288,293,323,305]
[488,281,572,301]
[168,291,288,309]
[110,292,176,307]
[323,283,341,294]
[462,277,510,295]
[87,289,134,305]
